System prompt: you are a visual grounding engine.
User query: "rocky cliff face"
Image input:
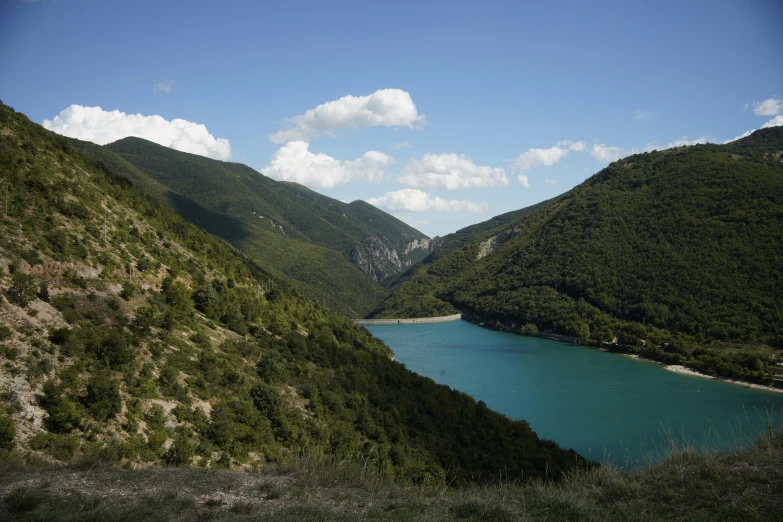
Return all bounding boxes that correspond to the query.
[351,236,433,281]
[351,235,402,281]
[477,227,521,259]
[404,238,431,255]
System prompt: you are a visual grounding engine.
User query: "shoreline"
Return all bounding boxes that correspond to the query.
[354,313,462,325]
[622,354,783,394]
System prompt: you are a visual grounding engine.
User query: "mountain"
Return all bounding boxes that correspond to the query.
[372,129,783,387]
[67,138,385,318]
[380,197,558,292]
[0,101,589,484]
[97,136,429,286]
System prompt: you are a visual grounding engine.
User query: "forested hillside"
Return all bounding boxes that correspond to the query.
[101,138,429,285]
[0,102,588,484]
[379,197,557,292]
[373,130,783,386]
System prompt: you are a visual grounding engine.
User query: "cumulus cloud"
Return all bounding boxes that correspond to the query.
[512,146,570,187]
[591,143,623,162]
[392,141,413,149]
[42,105,231,160]
[724,104,783,143]
[753,98,783,116]
[556,140,587,152]
[261,141,393,188]
[367,189,488,213]
[397,153,508,190]
[666,136,711,148]
[153,81,173,93]
[761,115,783,129]
[269,88,426,143]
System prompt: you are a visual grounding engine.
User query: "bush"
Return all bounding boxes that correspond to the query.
[120,281,136,300]
[40,381,81,433]
[87,328,135,369]
[83,372,121,421]
[48,327,71,345]
[7,272,38,307]
[0,415,16,450]
[0,326,12,342]
[37,280,50,302]
[5,487,45,514]
[28,432,80,460]
[164,434,195,467]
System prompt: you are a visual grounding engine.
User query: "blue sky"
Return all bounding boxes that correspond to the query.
[1,0,781,237]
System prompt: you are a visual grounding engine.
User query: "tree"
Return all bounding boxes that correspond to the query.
[8,272,37,307]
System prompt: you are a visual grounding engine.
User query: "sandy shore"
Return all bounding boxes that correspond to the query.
[663,364,783,394]
[620,354,783,393]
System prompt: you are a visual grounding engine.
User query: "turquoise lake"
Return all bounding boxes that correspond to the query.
[366,320,783,467]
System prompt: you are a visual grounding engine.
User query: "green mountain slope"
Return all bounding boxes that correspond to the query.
[373,130,783,386]
[0,101,588,484]
[104,137,430,277]
[68,139,385,317]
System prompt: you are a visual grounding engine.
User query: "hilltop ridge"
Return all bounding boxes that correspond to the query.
[372,128,783,387]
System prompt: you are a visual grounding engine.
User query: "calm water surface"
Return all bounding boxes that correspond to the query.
[366,320,783,466]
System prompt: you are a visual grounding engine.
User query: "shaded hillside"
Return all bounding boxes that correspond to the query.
[104,137,430,280]
[0,101,588,485]
[69,140,386,317]
[373,129,783,386]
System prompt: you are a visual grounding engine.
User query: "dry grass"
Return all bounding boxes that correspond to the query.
[0,425,781,521]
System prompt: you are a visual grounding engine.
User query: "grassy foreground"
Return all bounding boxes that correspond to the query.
[1,427,781,521]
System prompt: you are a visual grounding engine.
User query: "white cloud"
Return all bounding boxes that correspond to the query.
[761,115,783,129]
[753,98,783,116]
[724,112,783,143]
[397,153,508,190]
[543,179,558,186]
[392,141,413,149]
[724,130,754,144]
[269,88,426,143]
[153,81,173,93]
[367,189,488,213]
[666,136,711,148]
[394,214,430,227]
[556,140,587,152]
[42,105,231,160]
[591,143,623,162]
[513,146,570,186]
[261,141,393,188]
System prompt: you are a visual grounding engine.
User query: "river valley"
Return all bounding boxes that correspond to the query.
[367,320,783,468]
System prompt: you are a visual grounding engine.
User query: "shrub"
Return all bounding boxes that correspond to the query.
[0,415,16,450]
[37,280,50,302]
[48,327,71,345]
[0,326,12,342]
[120,281,136,300]
[40,381,81,433]
[5,487,45,514]
[83,372,121,421]
[91,328,135,369]
[164,434,195,467]
[7,272,38,307]
[28,432,80,461]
